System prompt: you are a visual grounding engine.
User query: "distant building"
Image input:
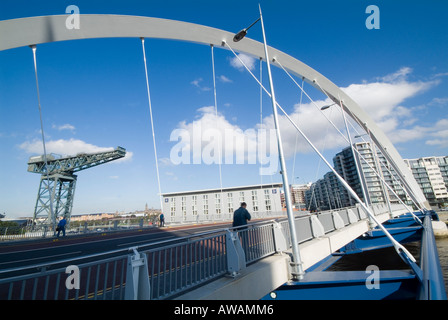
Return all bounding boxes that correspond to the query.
[305,142,448,210]
[162,183,284,224]
[70,212,116,222]
[305,172,348,211]
[290,183,311,210]
[404,156,448,208]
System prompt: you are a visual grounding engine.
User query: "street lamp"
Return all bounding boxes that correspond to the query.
[233,5,304,280]
[320,103,337,111]
[233,17,260,42]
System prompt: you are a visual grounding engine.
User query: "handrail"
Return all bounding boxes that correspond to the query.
[0,204,407,300]
[0,219,280,276]
[0,205,375,276]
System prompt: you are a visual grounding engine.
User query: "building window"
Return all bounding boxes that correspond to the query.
[203,194,209,215]
[170,197,176,220]
[252,190,258,212]
[227,192,234,213]
[239,191,245,204]
[192,195,197,216]
[181,196,187,221]
[264,189,271,211]
[215,193,221,215]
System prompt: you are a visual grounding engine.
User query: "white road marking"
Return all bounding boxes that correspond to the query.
[0,251,82,265]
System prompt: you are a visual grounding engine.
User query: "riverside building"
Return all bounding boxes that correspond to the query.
[306,142,448,210]
[161,183,284,224]
[404,156,448,208]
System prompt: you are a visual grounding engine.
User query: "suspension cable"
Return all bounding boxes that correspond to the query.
[141,38,163,213]
[222,43,330,212]
[344,117,426,214]
[273,57,422,223]
[211,44,224,215]
[259,57,263,190]
[309,76,425,215]
[312,80,423,224]
[291,78,304,185]
[223,40,417,263]
[257,58,279,213]
[275,99,417,262]
[211,46,223,191]
[30,45,55,228]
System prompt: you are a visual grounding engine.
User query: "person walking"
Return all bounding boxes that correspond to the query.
[56,216,67,237]
[232,202,251,251]
[232,202,251,228]
[159,213,165,227]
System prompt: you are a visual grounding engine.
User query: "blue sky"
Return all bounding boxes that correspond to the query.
[1,0,447,218]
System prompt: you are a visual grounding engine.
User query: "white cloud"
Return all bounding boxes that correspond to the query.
[428,97,448,107]
[377,66,412,82]
[52,123,75,132]
[171,106,269,165]
[425,119,448,148]
[260,67,441,154]
[341,80,432,122]
[230,53,257,71]
[219,75,233,83]
[18,138,133,162]
[179,106,258,160]
[171,67,444,164]
[191,78,211,92]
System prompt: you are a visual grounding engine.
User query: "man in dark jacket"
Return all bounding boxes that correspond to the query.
[232,202,251,228]
[232,203,251,253]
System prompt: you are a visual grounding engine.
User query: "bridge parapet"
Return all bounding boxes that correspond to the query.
[0,203,409,300]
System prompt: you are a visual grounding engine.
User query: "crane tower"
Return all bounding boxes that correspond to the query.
[27,146,126,227]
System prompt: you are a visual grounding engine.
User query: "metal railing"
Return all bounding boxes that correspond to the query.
[0,211,287,242]
[0,203,399,300]
[0,221,157,242]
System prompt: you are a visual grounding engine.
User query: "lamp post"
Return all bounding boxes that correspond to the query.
[233,5,304,280]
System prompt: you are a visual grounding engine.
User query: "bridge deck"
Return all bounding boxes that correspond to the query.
[0,205,412,300]
[176,212,394,300]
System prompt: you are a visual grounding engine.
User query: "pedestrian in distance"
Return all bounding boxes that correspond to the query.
[159,213,165,227]
[56,216,67,237]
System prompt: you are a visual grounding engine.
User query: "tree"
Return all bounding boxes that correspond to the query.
[0,221,23,235]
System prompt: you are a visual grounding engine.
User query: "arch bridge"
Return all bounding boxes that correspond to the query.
[0,14,442,300]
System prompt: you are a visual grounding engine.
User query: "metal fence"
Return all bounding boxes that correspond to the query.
[0,222,152,242]
[0,211,287,242]
[0,203,399,300]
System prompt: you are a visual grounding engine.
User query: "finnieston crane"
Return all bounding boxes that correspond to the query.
[27,146,126,228]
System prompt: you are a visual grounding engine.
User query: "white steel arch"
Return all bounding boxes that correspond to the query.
[0,14,428,208]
